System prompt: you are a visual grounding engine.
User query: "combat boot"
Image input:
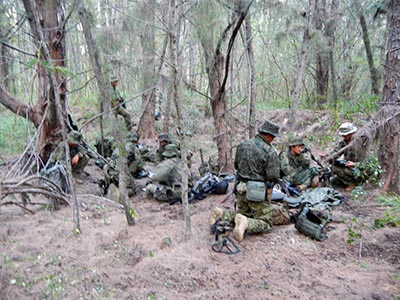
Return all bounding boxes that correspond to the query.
[233,213,248,242]
[345,183,356,192]
[310,176,319,188]
[209,207,223,225]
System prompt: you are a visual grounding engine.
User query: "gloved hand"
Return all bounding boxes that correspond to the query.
[310,166,319,176]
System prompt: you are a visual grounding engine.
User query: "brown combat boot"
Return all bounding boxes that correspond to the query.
[233,213,248,242]
[345,183,356,192]
[310,176,319,188]
[209,207,223,225]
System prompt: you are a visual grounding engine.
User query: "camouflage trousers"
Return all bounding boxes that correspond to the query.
[113,104,134,131]
[331,165,358,186]
[103,165,137,196]
[288,168,313,186]
[146,184,182,202]
[72,154,89,176]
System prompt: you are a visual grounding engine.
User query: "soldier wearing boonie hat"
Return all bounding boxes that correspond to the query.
[327,122,362,192]
[209,119,289,243]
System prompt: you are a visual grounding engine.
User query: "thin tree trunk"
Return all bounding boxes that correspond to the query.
[169,0,191,239]
[355,0,380,96]
[138,0,157,139]
[78,2,135,225]
[328,0,339,105]
[244,12,256,138]
[378,0,400,193]
[291,0,316,127]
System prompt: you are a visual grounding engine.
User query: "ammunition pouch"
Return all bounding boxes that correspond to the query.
[246,181,267,202]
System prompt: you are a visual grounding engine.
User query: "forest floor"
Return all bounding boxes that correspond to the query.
[0,109,399,300]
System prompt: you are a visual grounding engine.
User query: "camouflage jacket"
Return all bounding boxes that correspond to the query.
[328,140,365,163]
[279,149,312,180]
[152,157,184,187]
[111,87,122,107]
[234,134,280,183]
[112,143,144,176]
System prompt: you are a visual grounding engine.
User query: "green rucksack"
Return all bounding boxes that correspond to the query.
[294,205,331,241]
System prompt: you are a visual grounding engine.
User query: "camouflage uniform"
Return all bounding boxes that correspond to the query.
[219,121,282,236]
[94,137,116,159]
[280,149,317,187]
[146,144,187,202]
[47,131,89,176]
[111,78,134,131]
[329,140,365,186]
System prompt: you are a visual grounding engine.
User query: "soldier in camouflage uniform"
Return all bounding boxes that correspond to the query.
[209,120,288,242]
[155,133,172,162]
[327,122,366,192]
[279,137,319,191]
[146,144,187,202]
[126,132,148,178]
[110,76,134,131]
[47,131,89,177]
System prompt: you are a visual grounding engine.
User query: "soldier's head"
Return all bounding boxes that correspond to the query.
[258,120,280,142]
[110,75,118,88]
[287,136,304,156]
[162,144,180,158]
[158,133,170,147]
[127,132,139,144]
[338,122,357,143]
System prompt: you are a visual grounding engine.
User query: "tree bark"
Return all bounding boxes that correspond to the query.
[291,0,316,127]
[378,0,400,193]
[169,0,191,239]
[244,11,256,138]
[137,0,157,139]
[78,2,135,225]
[355,0,381,96]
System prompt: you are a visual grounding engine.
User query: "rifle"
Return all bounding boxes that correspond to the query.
[302,147,332,186]
[79,138,117,171]
[277,179,301,197]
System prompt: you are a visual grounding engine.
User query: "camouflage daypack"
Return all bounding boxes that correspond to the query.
[294,205,331,241]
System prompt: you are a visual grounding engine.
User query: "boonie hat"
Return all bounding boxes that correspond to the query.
[162,144,180,158]
[258,120,280,137]
[110,75,118,82]
[287,137,304,147]
[338,122,357,136]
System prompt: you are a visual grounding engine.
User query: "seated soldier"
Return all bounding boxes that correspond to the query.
[145,144,189,202]
[126,132,148,178]
[156,133,172,162]
[279,136,319,191]
[94,136,116,160]
[46,131,90,178]
[326,122,371,192]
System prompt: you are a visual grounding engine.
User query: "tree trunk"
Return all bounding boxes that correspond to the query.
[315,0,329,108]
[244,12,256,138]
[291,0,316,127]
[378,0,400,193]
[78,2,135,225]
[0,26,10,90]
[355,0,380,96]
[169,0,191,239]
[22,0,68,165]
[328,0,339,106]
[138,0,157,139]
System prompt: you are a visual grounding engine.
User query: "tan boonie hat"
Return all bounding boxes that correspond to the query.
[110,75,118,82]
[338,122,357,136]
[258,120,280,137]
[162,144,180,158]
[287,137,304,147]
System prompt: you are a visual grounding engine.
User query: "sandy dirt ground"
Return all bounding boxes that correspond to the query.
[0,110,399,300]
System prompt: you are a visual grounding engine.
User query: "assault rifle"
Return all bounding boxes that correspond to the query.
[79,138,117,171]
[302,147,332,186]
[277,179,302,197]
